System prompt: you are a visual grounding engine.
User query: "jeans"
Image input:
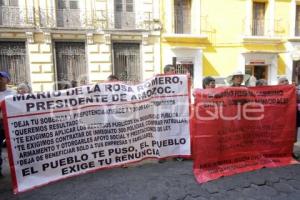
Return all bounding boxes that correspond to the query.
[0,119,4,173]
[0,129,3,172]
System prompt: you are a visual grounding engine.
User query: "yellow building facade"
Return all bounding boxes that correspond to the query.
[0,0,161,92]
[161,0,300,87]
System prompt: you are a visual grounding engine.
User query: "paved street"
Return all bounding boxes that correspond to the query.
[1,146,300,200]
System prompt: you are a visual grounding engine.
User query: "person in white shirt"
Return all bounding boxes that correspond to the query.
[0,71,16,177]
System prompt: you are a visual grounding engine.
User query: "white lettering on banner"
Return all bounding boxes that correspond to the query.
[3,75,190,194]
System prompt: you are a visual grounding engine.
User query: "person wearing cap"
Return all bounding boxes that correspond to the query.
[226,70,250,87]
[0,71,16,177]
[278,76,289,85]
[202,76,216,89]
[0,71,15,100]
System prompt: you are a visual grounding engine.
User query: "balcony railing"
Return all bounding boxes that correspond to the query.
[252,19,265,36]
[39,8,93,29]
[163,11,210,37]
[94,10,159,31]
[106,11,158,31]
[0,6,35,27]
[39,9,158,31]
[243,18,288,37]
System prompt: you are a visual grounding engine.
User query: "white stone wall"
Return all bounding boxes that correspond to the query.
[88,34,113,83]
[1,0,161,92]
[28,33,55,92]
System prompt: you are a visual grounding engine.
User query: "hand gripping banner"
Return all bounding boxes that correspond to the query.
[193,85,298,183]
[2,75,191,193]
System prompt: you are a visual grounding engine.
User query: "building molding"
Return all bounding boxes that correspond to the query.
[104,34,111,44]
[162,33,208,43]
[86,32,94,44]
[241,52,278,85]
[43,32,51,44]
[26,32,34,43]
[142,33,149,45]
[242,36,282,44]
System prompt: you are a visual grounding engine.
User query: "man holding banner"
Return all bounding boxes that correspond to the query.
[0,71,16,177]
[226,71,250,87]
[193,84,298,183]
[2,74,191,193]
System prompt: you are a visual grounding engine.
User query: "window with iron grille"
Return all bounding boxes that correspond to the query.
[174,0,191,34]
[113,43,140,82]
[252,2,265,36]
[0,42,28,86]
[55,42,87,90]
[172,57,194,82]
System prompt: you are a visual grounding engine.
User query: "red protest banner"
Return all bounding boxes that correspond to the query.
[193,85,298,183]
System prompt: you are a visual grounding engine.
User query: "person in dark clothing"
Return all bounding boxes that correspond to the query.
[256,79,268,86]
[107,74,119,81]
[0,129,4,177]
[202,76,216,89]
[0,71,16,177]
[163,64,175,75]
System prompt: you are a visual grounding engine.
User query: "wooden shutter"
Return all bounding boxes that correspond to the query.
[296,5,300,36]
[114,0,135,29]
[174,0,191,34]
[252,2,265,36]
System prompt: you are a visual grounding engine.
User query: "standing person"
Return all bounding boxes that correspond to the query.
[297,86,300,147]
[246,75,257,86]
[17,83,32,94]
[0,71,16,177]
[107,74,119,81]
[297,85,300,136]
[226,70,250,87]
[163,64,176,75]
[278,76,289,85]
[202,76,216,89]
[256,79,268,86]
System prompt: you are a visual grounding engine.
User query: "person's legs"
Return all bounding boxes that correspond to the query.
[0,118,5,177]
[0,129,3,176]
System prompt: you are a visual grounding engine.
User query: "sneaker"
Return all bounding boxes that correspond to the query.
[158,159,166,163]
[293,153,300,160]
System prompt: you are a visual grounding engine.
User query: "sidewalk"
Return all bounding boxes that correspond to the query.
[1,147,300,200]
